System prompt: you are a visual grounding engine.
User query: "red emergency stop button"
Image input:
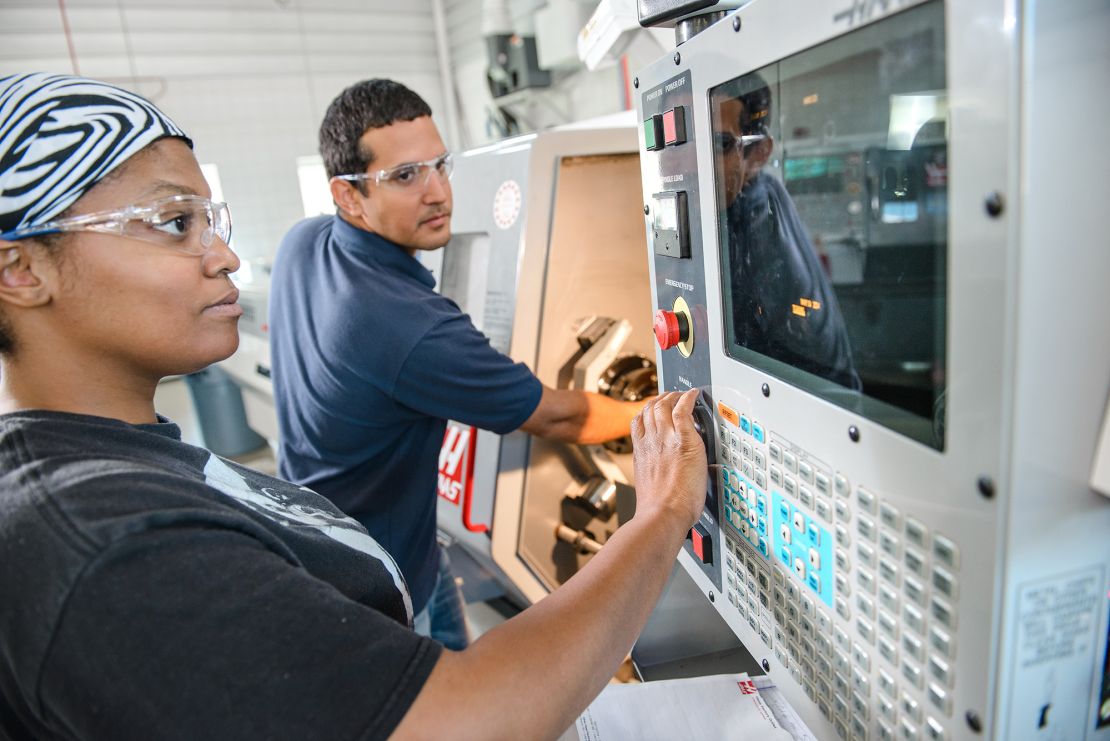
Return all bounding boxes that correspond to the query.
[654,308,689,351]
[690,523,712,564]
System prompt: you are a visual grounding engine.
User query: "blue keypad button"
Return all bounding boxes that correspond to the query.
[757,517,767,536]
[808,523,821,545]
[757,497,767,516]
[759,538,769,557]
[752,423,765,443]
[724,505,733,523]
[779,502,790,521]
[808,572,822,592]
[740,416,752,435]
[780,546,792,565]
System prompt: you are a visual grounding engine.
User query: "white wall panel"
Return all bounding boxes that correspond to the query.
[0,0,447,264]
[440,0,670,145]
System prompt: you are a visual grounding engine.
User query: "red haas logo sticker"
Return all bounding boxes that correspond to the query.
[438,423,472,504]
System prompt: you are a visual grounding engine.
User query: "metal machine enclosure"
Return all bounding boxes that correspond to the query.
[431,119,657,604]
[635,1,1110,739]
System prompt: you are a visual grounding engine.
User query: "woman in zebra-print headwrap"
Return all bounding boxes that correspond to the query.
[0,72,239,365]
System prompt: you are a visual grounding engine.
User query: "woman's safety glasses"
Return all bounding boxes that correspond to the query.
[332,152,454,192]
[0,194,232,255]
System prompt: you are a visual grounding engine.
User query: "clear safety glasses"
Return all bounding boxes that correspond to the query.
[0,194,232,255]
[332,152,454,192]
[713,132,768,155]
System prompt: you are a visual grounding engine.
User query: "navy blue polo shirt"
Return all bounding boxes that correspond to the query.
[268,215,543,612]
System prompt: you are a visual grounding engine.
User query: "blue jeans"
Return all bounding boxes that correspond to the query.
[413,546,470,650]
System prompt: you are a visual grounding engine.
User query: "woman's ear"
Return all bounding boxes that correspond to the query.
[0,241,53,307]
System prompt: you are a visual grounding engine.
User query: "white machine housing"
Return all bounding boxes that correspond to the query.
[635,1,1110,740]
[430,116,657,604]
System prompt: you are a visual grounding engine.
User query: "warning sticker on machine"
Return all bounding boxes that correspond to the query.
[1006,564,1105,737]
[1016,568,1101,669]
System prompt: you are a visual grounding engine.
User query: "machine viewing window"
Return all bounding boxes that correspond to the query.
[710,0,948,449]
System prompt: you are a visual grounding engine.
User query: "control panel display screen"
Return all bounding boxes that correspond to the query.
[709,0,948,449]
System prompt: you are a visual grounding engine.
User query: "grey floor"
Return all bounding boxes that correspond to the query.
[155,376,509,640]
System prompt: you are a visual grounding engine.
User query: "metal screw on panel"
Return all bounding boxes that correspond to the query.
[633,77,639,89]
[761,383,770,398]
[985,192,1005,218]
[848,425,861,443]
[761,658,770,672]
[644,204,650,215]
[674,52,681,65]
[966,710,983,734]
[733,16,742,32]
[977,476,995,500]
[708,590,715,603]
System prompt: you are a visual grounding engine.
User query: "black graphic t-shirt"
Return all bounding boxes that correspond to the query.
[0,410,441,740]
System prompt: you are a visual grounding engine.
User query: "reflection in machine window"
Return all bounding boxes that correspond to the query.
[710,0,947,449]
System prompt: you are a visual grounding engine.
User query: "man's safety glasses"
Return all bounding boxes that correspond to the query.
[713,132,768,154]
[0,194,232,256]
[333,152,454,192]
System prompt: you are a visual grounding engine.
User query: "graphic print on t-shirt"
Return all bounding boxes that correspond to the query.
[202,454,413,619]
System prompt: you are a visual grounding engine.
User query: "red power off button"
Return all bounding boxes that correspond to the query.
[662,106,687,146]
[689,523,712,564]
[654,309,689,351]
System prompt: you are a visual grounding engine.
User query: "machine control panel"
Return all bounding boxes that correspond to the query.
[636,0,1110,739]
[640,68,718,590]
[717,394,966,741]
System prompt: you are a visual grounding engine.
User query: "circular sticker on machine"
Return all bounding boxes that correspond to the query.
[493,179,522,230]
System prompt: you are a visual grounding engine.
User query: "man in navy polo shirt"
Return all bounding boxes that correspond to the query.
[269,79,645,651]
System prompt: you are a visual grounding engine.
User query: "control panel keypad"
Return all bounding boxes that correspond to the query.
[714,412,962,740]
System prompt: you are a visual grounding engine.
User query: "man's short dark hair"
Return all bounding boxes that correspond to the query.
[737,73,772,138]
[319,79,432,182]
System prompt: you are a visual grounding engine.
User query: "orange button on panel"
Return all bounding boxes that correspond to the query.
[718,402,739,427]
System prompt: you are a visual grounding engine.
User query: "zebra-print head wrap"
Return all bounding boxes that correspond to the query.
[0,73,192,236]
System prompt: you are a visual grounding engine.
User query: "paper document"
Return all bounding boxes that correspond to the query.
[562,673,796,740]
[752,675,820,741]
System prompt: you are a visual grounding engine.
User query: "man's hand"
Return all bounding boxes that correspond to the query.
[630,389,708,532]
